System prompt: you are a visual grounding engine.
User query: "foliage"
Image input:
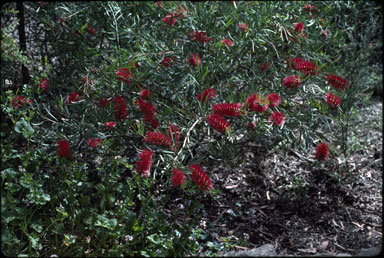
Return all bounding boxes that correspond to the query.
[1,1,382,256]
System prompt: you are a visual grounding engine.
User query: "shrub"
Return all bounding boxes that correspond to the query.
[1,1,382,256]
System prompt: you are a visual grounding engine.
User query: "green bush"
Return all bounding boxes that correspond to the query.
[1,1,382,256]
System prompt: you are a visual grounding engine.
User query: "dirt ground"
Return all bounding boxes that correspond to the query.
[191,97,382,256]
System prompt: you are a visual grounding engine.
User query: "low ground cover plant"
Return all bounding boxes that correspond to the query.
[1,1,382,256]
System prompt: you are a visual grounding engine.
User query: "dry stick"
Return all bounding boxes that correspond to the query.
[174,117,203,163]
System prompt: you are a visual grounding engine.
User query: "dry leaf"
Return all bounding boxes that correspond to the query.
[317,240,329,251]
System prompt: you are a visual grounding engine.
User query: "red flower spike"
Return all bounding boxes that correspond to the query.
[57,139,70,158]
[206,114,230,134]
[296,60,318,76]
[250,102,268,113]
[160,56,175,67]
[189,31,212,44]
[213,103,243,117]
[190,164,213,191]
[162,12,178,27]
[267,93,281,108]
[325,75,349,91]
[197,88,217,103]
[140,89,151,99]
[66,92,81,104]
[188,54,201,66]
[294,22,305,33]
[315,142,329,161]
[12,96,26,108]
[283,75,302,89]
[40,78,49,90]
[144,116,160,129]
[238,22,248,32]
[113,96,127,120]
[269,111,286,126]
[88,138,102,148]
[135,98,156,117]
[325,93,341,108]
[143,131,172,148]
[86,25,96,35]
[116,67,133,84]
[99,98,110,108]
[136,149,153,177]
[259,63,271,72]
[171,168,186,187]
[221,38,234,46]
[105,121,116,129]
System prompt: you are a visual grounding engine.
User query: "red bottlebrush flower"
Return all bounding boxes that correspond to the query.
[287,57,305,69]
[269,111,285,126]
[238,22,248,32]
[188,54,201,66]
[259,63,271,72]
[26,98,33,105]
[325,75,349,91]
[221,38,234,46]
[88,138,102,148]
[135,98,156,117]
[140,89,151,99]
[325,92,341,108]
[116,67,133,84]
[105,121,116,129]
[86,25,96,35]
[155,1,162,8]
[294,22,305,33]
[213,103,243,117]
[267,93,281,108]
[57,139,70,158]
[304,4,312,12]
[160,56,174,67]
[99,98,110,108]
[40,78,49,90]
[82,75,94,86]
[197,88,217,103]
[315,142,329,161]
[113,96,127,120]
[283,75,301,89]
[244,93,259,109]
[171,168,186,187]
[162,12,178,27]
[12,95,25,108]
[189,31,212,44]
[250,102,268,113]
[143,131,171,148]
[206,114,230,134]
[248,122,256,129]
[66,92,81,104]
[190,164,213,191]
[136,149,153,177]
[296,60,318,76]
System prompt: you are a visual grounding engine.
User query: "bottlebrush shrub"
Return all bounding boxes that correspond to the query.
[1,1,379,257]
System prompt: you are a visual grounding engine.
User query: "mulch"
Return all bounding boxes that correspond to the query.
[190,98,382,256]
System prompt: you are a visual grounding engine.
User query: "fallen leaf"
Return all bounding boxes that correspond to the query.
[317,240,329,251]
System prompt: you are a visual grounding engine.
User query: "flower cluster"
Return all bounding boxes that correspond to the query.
[190,164,213,191]
[206,113,230,134]
[267,93,281,108]
[113,96,127,120]
[287,57,318,76]
[269,111,286,126]
[143,131,172,148]
[283,75,301,89]
[325,75,349,91]
[171,168,186,187]
[160,56,175,67]
[294,22,305,33]
[221,38,234,46]
[66,92,81,104]
[259,62,271,72]
[57,139,70,158]
[213,103,243,117]
[304,4,318,13]
[88,138,102,148]
[325,93,341,108]
[135,98,159,129]
[238,22,248,32]
[105,121,116,129]
[12,95,32,108]
[135,149,153,177]
[40,78,49,90]
[188,53,201,66]
[99,98,110,108]
[86,24,96,35]
[188,31,212,44]
[197,88,217,103]
[116,64,137,84]
[315,142,329,161]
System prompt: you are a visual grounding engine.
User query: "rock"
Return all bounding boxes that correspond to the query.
[222,244,277,257]
[356,245,382,256]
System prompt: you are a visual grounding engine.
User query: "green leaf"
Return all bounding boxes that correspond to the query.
[94,214,117,230]
[14,117,34,138]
